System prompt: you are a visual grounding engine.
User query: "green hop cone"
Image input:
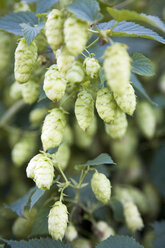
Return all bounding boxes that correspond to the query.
[12,209,37,238]
[55,46,75,74]
[136,101,156,139]
[114,83,136,115]
[84,57,100,79]
[65,224,78,242]
[33,154,54,190]
[64,15,89,56]
[11,134,37,167]
[72,238,92,248]
[14,2,30,12]
[105,109,128,139]
[21,79,40,104]
[45,9,64,52]
[74,121,93,149]
[29,107,47,126]
[95,221,115,242]
[35,29,47,53]
[48,201,68,240]
[63,125,73,145]
[52,143,70,171]
[0,31,11,72]
[91,171,111,204]
[43,65,67,102]
[26,153,44,179]
[124,202,144,232]
[9,81,22,101]
[14,38,37,84]
[96,88,117,123]
[41,108,66,151]
[66,61,85,83]
[103,43,131,95]
[75,90,94,131]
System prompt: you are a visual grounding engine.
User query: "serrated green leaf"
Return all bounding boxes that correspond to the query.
[96,235,143,248]
[66,0,103,24]
[107,7,165,33]
[154,236,165,248]
[36,0,59,13]
[131,52,155,76]
[110,198,124,222]
[20,23,44,45]
[150,144,165,198]
[0,237,73,248]
[85,153,115,166]
[111,21,165,44]
[0,11,38,35]
[152,221,165,236]
[38,86,47,102]
[5,187,36,217]
[30,188,45,209]
[131,73,157,106]
[30,207,49,236]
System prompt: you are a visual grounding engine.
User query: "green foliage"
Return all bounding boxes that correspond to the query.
[96,235,143,248]
[131,52,155,76]
[30,207,49,236]
[20,23,44,45]
[36,0,59,13]
[0,11,38,35]
[66,0,103,23]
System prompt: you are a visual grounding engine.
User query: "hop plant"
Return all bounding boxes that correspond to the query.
[66,61,85,83]
[41,108,66,151]
[114,83,136,115]
[45,9,64,52]
[72,238,92,248]
[26,153,44,179]
[29,107,47,126]
[64,15,89,56]
[48,201,68,240]
[63,125,73,145]
[14,38,37,84]
[33,154,54,190]
[55,46,75,74]
[95,221,115,241]
[84,57,100,79]
[65,224,78,242]
[105,109,128,139]
[12,134,36,167]
[96,88,117,123]
[12,209,37,238]
[74,121,93,149]
[91,171,111,204]
[75,90,94,131]
[103,43,131,95]
[124,202,144,232]
[14,2,30,12]
[21,79,40,104]
[43,65,67,102]
[9,81,22,101]
[136,101,156,139]
[52,143,70,171]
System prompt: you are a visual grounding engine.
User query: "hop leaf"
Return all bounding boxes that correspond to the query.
[124,202,144,232]
[75,90,94,131]
[84,57,100,79]
[136,101,156,139]
[55,46,75,74]
[64,15,89,56]
[43,65,67,102]
[66,61,85,83]
[105,109,128,139]
[96,88,117,123]
[48,201,68,240]
[14,38,37,84]
[114,83,136,115]
[103,43,131,95]
[45,9,64,52]
[41,108,66,151]
[21,79,40,104]
[91,171,111,204]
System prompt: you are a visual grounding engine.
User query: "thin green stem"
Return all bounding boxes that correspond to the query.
[81,52,87,58]
[84,48,90,56]
[57,164,69,184]
[88,29,99,34]
[86,37,99,49]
